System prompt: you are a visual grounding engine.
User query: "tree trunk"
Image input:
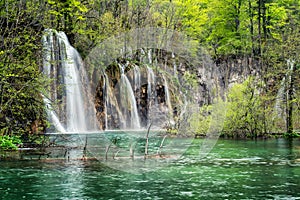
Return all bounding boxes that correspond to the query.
[248,0,255,56]
[257,0,262,56]
[262,0,267,40]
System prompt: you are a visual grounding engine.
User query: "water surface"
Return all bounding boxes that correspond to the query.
[1,138,300,199]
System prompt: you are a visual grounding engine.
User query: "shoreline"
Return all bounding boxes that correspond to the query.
[1,136,299,161]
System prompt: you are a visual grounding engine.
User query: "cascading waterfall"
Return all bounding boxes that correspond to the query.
[163,75,175,125]
[102,63,175,130]
[172,52,177,77]
[147,66,156,105]
[42,30,65,132]
[42,29,98,133]
[58,32,87,132]
[148,49,152,64]
[146,66,157,126]
[133,65,141,114]
[43,30,177,131]
[119,64,141,129]
[274,76,286,117]
[103,73,109,129]
[274,59,295,119]
[103,72,125,130]
[43,97,66,133]
[133,65,141,93]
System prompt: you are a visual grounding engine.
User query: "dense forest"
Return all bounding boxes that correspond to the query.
[1,0,300,149]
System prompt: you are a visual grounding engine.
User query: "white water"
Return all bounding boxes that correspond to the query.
[119,64,141,129]
[104,72,126,129]
[163,75,172,114]
[42,30,66,132]
[274,77,286,117]
[43,30,177,131]
[274,60,295,118]
[133,65,141,93]
[146,66,157,126]
[43,97,66,133]
[43,30,98,133]
[57,32,88,132]
[103,73,109,129]
[102,64,175,129]
[147,66,156,106]
[148,49,152,64]
[163,75,175,125]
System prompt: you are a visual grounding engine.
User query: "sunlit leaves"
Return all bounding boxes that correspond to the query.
[223,77,267,137]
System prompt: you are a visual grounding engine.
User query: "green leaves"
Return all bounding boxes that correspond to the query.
[189,104,212,135]
[223,77,267,137]
[0,1,47,138]
[0,135,22,150]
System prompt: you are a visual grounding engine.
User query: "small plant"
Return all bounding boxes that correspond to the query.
[0,135,22,150]
[283,132,300,139]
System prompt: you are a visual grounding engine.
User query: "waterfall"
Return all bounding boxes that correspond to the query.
[172,52,177,77]
[148,49,152,64]
[42,30,65,132]
[42,29,98,133]
[274,77,286,117]
[163,75,175,125]
[43,97,66,133]
[274,60,295,118]
[43,30,179,131]
[58,32,87,132]
[147,66,156,105]
[119,64,141,129]
[146,66,156,126]
[103,74,109,129]
[133,65,141,113]
[42,30,60,102]
[103,72,125,130]
[163,75,172,114]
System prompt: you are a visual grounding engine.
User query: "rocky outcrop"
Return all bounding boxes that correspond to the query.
[93,49,259,130]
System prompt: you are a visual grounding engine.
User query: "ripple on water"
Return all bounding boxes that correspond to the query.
[1,138,299,199]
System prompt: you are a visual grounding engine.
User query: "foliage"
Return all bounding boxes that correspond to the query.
[0,135,22,150]
[283,131,300,139]
[188,105,212,135]
[223,77,268,137]
[0,1,47,140]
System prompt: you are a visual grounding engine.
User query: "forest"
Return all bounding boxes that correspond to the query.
[1,0,300,150]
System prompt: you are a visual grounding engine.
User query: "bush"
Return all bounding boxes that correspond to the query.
[223,77,267,138]
[0,135,22,150]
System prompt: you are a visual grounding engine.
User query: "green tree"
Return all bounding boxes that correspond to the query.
[223,78,268,137]
[0,0,47,143]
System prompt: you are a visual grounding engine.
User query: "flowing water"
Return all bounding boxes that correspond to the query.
[1,138,299,199]
[42,30,98,133]
[42,30,183,131]
[274,59,295,119]
[119,64,141,129]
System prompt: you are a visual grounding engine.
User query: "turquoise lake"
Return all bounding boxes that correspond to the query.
[1,138,300,199]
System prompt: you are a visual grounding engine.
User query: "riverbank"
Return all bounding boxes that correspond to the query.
[1,134,299,162]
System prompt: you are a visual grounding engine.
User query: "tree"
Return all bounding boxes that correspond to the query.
[0,0,47,141]
[223,78,268,137]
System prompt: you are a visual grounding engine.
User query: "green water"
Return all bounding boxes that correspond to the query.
[1,138,300,199]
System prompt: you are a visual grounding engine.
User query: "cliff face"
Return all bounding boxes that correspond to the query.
[216,57,260,89]
[94,62,174,130]
[93,51,259,130]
